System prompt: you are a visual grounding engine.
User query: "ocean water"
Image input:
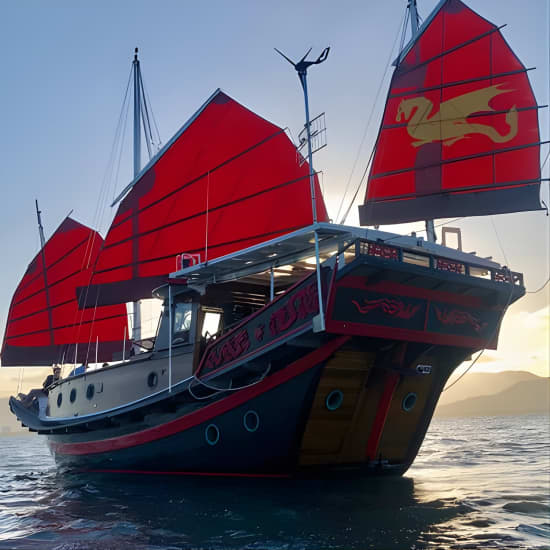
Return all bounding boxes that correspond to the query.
[0,414,548,550]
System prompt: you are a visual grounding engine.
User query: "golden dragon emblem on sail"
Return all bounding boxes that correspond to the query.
[396,84,518,147]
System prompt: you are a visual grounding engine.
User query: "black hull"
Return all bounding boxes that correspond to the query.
[48,363,323,474]
[43,340,467,477]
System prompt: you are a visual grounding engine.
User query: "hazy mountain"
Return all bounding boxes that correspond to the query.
[0,397,29,435]
[438,371,541,407]
[435,378,549,418]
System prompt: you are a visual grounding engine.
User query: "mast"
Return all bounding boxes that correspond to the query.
[133,48,141,180]
[35,200,54,350]
[407,0,436,243]
[35,200,46,249]
[132,48,142,345]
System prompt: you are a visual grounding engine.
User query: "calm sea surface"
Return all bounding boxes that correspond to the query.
[0,414,548,550]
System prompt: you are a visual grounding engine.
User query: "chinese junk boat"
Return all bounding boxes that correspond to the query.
[3,0,545,476]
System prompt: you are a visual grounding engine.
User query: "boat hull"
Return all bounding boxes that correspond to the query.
[45,338,467,476]
[11,237,523,477]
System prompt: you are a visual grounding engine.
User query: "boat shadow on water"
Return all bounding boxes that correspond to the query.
[2,470,482,550]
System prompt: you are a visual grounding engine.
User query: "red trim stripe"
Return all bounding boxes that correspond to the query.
[50,335,350,456]
[365,372,399,461]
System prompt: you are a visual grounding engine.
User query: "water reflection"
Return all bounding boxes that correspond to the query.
[12,471,476,550]
[1,415,549,549]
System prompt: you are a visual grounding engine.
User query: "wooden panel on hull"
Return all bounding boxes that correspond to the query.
[298,346,463,469]
[377,352,458,465]
[298,349,374,465]
[377,366,437,462]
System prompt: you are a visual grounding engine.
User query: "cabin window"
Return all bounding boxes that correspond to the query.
[147,372,158,388]
[173,302,192,343]
[202,310,222,337]
[86,384,95,400]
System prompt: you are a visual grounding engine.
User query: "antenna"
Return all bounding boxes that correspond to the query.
[275,46,329,333]
[274,47,329,223]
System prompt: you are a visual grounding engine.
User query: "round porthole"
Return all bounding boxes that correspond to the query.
[69,388,77,403]
[402,392,417,412]
[147,372,158,388]
[86,384,95,400]
[205,424,220,446]
[325,389,344,411]
[243,410,260,433]
[57,393,63,407]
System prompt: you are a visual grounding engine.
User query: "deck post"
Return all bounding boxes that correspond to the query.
[168,284,172,393]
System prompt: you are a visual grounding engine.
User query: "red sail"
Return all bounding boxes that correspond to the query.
[81,90,329,306]
[359,0,542,226]
[1,218,130,366]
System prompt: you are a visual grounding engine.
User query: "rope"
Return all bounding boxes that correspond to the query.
[188,362,272,400]
[17,368,24,395]
[335,5,408,223]
[140,69,162,151]
[443,217,517,393]
[527,277,550,294]
[443,269,516,392]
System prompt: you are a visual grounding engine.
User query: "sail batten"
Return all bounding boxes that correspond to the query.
[1,218,130,367]
[110,128,287,233]
[359,0,542,227]
[389,68,536,99]
[100,173,312,256]
[371,141,546,180]
[395,25,505,77]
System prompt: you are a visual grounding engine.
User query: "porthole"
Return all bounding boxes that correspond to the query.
[86,384,95,400]
[205,423,220,446]
[69,388,77,403]
[402,392,417,412]
[325,389,344,411]
[147,372,158,388]
[243,410,260,433]
[57,393,63,408]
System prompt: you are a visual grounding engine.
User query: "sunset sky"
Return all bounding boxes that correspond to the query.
[0,0,548,396]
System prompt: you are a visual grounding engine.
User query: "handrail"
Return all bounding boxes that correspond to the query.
[345,238,523,287]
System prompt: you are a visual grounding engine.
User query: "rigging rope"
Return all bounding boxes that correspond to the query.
[443,269,516,393]
[443,216,518,393]
[335,5,408,224]
[527,277,550,294]
[188,362,272,400]
[140,71,162,151]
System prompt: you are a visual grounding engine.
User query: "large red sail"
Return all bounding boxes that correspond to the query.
[359,0,543,226]
[81,90,329,306]
[1,218,130,366]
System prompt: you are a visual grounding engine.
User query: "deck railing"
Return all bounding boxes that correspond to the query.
[347,239,524,287]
